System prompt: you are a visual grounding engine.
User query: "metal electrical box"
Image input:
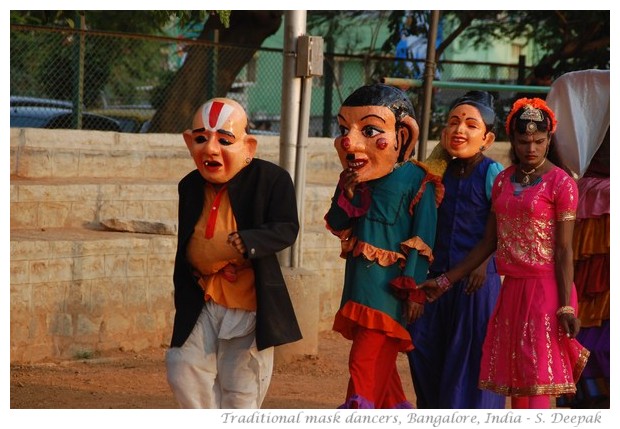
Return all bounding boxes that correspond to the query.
[296,35,324,77]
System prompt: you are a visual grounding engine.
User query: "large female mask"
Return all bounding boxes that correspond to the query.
[335,84,419,182]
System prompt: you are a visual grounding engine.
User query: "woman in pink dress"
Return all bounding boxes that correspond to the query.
[418,97,589,409]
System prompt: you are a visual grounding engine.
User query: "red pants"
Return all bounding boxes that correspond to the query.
[342,327,412,408]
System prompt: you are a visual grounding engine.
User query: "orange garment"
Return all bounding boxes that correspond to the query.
[573,215,610,259]
[343,326,410,408]
[573,214,610,327]
[333,301,412,352]
[186,184,256,311]
[577,291,610,327]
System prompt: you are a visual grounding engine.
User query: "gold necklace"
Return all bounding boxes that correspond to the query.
[520,158,546,185]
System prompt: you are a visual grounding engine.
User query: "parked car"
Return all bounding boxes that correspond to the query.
[10,95,74,109]
[10,105,122,132]
[89,107,154,133]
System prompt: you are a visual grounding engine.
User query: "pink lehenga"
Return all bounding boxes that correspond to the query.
[479,165,590,396]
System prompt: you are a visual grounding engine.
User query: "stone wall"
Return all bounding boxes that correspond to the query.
[9,129,337,363]
[10,128,512,363]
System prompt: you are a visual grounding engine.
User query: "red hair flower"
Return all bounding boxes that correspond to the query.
[505,97,557,136]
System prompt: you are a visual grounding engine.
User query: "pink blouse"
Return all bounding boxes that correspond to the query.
[492,165,578,277]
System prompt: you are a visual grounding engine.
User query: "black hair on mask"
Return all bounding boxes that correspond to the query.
[342,83,416,122]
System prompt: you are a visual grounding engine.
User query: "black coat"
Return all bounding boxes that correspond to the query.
[170,159,303,351]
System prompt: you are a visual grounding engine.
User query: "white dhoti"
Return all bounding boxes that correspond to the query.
[166,300,274,408]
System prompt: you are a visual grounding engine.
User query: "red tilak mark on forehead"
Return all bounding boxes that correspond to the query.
[209,102,225,129]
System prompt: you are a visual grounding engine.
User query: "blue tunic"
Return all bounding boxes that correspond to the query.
[407,156,505,409]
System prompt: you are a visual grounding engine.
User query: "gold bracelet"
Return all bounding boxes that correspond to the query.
[556,306,575,317]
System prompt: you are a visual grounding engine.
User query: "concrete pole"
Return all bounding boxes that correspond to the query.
[279,11,306,177]
[417,10,440,161]
[279,11,307,267]
[291,74,312,268]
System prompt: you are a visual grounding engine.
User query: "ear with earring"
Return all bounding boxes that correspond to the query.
[479,145,486,152]
[245,156,252,164]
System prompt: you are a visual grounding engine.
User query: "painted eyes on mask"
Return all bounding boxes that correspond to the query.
[361,125,383,138]
[338,125,384,138]
[447,119,482,130]
[194,134,233,146]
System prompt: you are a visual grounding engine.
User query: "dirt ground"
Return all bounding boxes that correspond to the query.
[10,330,415,409]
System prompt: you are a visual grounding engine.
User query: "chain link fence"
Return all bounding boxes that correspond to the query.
[11,24,527,139]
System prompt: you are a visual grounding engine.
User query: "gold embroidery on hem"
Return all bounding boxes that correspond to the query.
[479,381,577,396]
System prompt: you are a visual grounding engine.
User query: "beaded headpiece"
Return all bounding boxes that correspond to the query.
[505,97,557,136]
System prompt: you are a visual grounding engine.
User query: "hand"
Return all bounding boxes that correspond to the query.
[464,264,486,295]
[339,168,359,200]
[221,263,238,282]
[227,231,247,255]
[558,313,581,339]
[405,301,424,323]
[416,278,445,303]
